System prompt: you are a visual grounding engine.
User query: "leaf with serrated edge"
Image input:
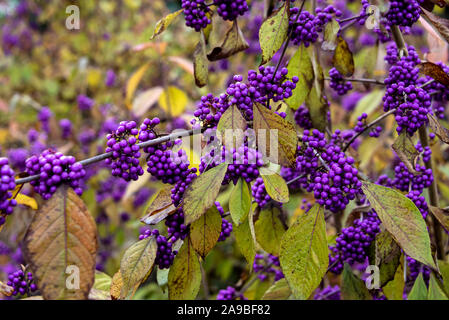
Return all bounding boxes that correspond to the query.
[234,214,256,265]
[259,1,289,64]
[207,21,249,61]
[23,186,97,300]
[262,278,291,300]
[285,44,314,109]
[361,181,437,270]
[190,206,222,258]
[408,273,428,300]
[150,9,184,40]
[332,36,355,77]
[341,263,372,300]
[183,163,228,225]
[194,32,208,88]
[279,204,328,299]
[119,236,157,299]
[255,206,286,256]
[168,239,202,300]
[392,132,419,175]
[217,104,247,149]
[261,173,289,203]
[253,102,297,168]
[229,178,251,225]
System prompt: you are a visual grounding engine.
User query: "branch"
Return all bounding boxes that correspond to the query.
[324,77,385,86]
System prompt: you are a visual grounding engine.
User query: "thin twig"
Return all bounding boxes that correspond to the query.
[324,77,385,86]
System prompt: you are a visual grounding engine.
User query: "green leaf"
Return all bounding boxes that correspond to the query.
[189,206,222,258]
[341,263,372,300]
[207,21,249,61]
[437,259,449,295]
[349,89,384,124]
[332,36,354,77]
[150,9,184,40]
[168,239,202,300]
[183,163,228,225]
[368,230,402,287]
[157,267,169,292]
[259,1,290,64]
[261,173,289,203]
[361,181,437,270]
[392,132,419,175]
[322,19,340,51]
[120,236,157,299]
[382,262,404,300]
[229,178,251,225]
[428,273,449,300]
[261,278,292,300]
[94,271,112,292]
[408,273,428,300]
[255,206,286,256]
[253,102,298,168]
[279,204,328,299]
[285,44,314,109]
[193,32,209,88]
[234,213,256,265]
[216,104,247,149]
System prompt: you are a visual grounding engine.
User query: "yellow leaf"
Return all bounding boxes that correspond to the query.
[158,86,188,117]
[87,69,103,89]
[15,194,38,210]
[126,63,151,110]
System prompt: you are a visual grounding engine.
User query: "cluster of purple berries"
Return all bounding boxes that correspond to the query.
[215,202,232,242]
[77,94,95,111]
[329,68,352,96]
[0,158,17,226]
[105,120,143,182]
[253,253,284,282]
[314,285,341,300]
[386,0,422,27]
[251,177,272,208]
[294,105,312,130]
[139,229,177,269]
[214,0,248,21]
[354,113,383,138]
[407,256,430,284]
[181,0,211,32]
[329,210,381,274]
[25,150,86,200]
[217,286,246,300]
[7,269,37,297]
[384,43,420,66]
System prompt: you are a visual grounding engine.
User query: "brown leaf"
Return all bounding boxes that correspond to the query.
[207,21,249,61]
[0,281,13,296]
[332,36,354,77]
[253,102,298,168]
[421,8,449,45]
[392,132,420,175]
[418,62,449,88]
[429,206,449,233]
[189,206,222,258]
[428,113,449,144]
[23,185,98,300]
[141,187,177,225]
[110,271,123,300]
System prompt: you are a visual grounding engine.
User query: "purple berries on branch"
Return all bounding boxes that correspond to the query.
[0,158,17,227]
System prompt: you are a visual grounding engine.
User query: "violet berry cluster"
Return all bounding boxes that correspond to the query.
[216,201,232,242]
[139,229,177,269]
[181,0,211,32]
[0,158,17,226]
[7,269,37,297]
[217,286,246,300]
[253,253,284,282]
[329,210,381,274]
[105,120,143,182]
[354,113,383,138]
[25,150,86,200]
[386,0,422,27]
[251,177,272,208]
[214,0,248,21]
[329,68,352,96]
